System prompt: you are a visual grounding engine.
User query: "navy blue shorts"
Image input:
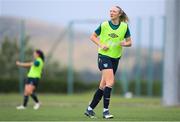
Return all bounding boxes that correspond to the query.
[25,78,39,87]
[98,54,120,75]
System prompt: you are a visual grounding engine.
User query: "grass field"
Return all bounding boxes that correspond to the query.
[0,93,180,121]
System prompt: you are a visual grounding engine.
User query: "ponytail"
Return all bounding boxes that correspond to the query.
[116,6,129,22]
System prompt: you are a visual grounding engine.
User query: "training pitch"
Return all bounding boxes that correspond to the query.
[0,93,180,121]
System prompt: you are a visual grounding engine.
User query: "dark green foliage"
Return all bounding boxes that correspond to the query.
[0,35,90,94]
[0,78,161,96]
[113,80,162,96]
[0,36,33,79]
[0,78,97,93]
[0,36,19,78]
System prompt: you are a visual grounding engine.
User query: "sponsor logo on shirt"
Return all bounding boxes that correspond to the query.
[108,33,119,38]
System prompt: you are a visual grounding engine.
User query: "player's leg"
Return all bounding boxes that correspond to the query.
[16,84,30,110]
[85,77,105,118]
[29,86,40,110]
[29,79,40,110]
[31,92,39,104]
[102,69,114,119]
[16,77,32,110]
[89,77,105,109]
[84,54,107,118]
[102,58,119,118]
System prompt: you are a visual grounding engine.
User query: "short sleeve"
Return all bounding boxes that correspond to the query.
[95,24,101,36]
[124,26,131,38]
[34,60,40,67]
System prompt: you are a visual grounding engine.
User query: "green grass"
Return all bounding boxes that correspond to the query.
[0,93,180,121]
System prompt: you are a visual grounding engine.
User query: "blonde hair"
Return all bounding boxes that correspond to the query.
[116,6,129,22]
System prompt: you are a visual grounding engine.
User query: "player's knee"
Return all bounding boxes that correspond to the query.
[24,91,28,96]
[26,89,33,95]
[106,80,114,87]
[99,86,105,90]
[29,90,33,95]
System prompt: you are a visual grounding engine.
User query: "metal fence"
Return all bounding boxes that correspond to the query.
[66,16,165,96]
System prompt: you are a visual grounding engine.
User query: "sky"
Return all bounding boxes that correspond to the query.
[0,0,165,25]
[0,0,166,48]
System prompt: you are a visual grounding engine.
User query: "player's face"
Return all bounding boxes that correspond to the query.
[33,51,39,59]
[110,6,121,20]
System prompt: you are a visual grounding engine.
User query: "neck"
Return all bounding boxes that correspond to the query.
[111,19,120,25]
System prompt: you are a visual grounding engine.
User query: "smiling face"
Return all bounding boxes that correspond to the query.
[110,6,121,21]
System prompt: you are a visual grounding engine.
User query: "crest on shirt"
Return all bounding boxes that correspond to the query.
[103,63,108,68]
[108,33,119,38]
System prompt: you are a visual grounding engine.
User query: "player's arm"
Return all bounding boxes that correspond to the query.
[90,27,109,51]
[90,32,109,51]
[16,61,33,68]
[120,37,132,47]
[90,32,101,47]
[120,26,132,47]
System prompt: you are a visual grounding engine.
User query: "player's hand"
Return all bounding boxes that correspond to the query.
[16,61,21,66]
[100,44,109,51]
[120,41,127,46]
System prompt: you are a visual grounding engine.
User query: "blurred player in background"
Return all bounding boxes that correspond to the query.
[85,6,132,119]
[16,49,44,110]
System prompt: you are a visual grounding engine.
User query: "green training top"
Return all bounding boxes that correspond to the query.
[27,57,44,78]
[98,21,128,58]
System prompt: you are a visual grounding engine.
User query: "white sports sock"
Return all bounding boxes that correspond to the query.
[87,106,93,111]
[103,108,109,112]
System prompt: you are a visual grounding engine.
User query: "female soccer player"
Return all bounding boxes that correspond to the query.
[16,49,44,110]
[85,6,132,119]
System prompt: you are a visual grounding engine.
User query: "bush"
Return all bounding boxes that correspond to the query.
[0,78,19,93]
[0,78,98,93]
[0,78,161,96]
[114,80,161,96]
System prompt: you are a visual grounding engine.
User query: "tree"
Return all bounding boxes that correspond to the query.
[0,35,82,82]
[0,36,33,78]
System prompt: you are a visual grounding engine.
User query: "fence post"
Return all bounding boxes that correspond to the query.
[121,66,128,95]
[147,17,154,96]
[67,21,74,94]
[19,20,25,94]
[161,16,166,96]
[135,17,142,96]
